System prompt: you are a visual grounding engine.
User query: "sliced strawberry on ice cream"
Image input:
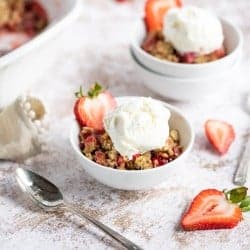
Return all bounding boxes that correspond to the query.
[181,188,243,231]
[145,0,183,32]
[205,119,235,155]
[74,83,117,131]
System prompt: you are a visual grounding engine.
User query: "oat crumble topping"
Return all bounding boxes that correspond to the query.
[0,0,24,28]
[142,31,226,64]
[79,127,182,170]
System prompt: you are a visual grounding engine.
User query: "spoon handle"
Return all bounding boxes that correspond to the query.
[64,201,143,250]
[234,135,250,185]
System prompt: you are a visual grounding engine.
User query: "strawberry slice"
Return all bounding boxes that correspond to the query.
[145,0,182,32]
[205,120,235,155]
[181,189,242,231]
[74,83,117,131]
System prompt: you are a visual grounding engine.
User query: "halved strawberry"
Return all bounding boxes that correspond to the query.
[74,83,117,131]
[145,0,182,32]
[181,189,242,231]
[205,120,235,155]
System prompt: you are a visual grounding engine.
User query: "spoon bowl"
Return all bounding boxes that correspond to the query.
[16,168,63,210]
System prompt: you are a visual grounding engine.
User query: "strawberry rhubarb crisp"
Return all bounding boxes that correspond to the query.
[142,1,226,64]
[74,84,182,170]
[0,0,48,56]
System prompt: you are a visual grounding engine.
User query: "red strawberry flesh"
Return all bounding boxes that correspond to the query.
[205,120,235,155]
[74,84,117,131]
[181,189,242,231]
[180,52,196,63]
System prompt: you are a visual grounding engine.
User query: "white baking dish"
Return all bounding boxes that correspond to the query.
[0,0,82,109]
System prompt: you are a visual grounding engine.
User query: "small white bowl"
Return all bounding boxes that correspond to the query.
[0,0,82,109]
[131,48,238,101]
[131,18,242,78]
[70,96,194,190]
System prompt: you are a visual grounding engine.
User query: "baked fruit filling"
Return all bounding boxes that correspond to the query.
[0,0,48,56]
[142,31,226,64]
[142,2,226,64]
[74,84,183,170]
[79,127,182,170]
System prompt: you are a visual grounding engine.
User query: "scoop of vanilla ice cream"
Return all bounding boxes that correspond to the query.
[163,6,224,55]
[104,97,171,159]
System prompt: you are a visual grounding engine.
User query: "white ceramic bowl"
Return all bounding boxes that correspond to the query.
[70,96,194,190]
[0,0,82,109]
[131,18,243,78]
[131,48,238,101]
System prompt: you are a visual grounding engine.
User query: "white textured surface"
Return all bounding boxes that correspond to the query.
[1,0,250,249]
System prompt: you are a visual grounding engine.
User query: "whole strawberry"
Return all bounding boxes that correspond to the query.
[74,83,117,131]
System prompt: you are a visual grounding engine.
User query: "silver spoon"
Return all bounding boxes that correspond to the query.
[16,167,143,250]
[234,94,250,185]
